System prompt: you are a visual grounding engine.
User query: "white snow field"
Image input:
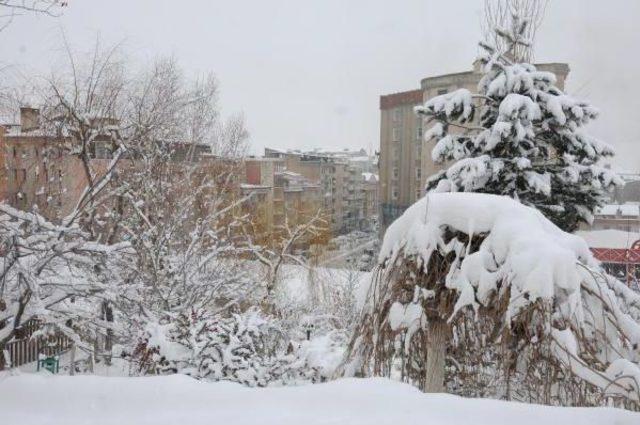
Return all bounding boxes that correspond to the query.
[1,373,638,425]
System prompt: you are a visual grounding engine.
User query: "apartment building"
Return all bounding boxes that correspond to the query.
[1,107,244,234]
[362,172,378,231]
[379,62,570,231]
[265,148,378,235]
[241,157,326,251]
[0,108,102,220]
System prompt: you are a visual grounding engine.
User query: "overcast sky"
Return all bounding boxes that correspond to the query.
[0,0,638,170]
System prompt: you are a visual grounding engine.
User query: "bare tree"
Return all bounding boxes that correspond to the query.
[0,0,65,32]
[0,182,130,369]
[243,209,327,302]
[1,41,255,369]
[481,0,548,63]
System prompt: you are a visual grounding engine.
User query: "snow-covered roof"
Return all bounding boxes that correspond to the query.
[362,172,379,182]
[277,170,303,177]
[618,173,640,182]
[575,229,640,249]
[596,204,640,217]
[240,183,271,190]
[348,156,372,163]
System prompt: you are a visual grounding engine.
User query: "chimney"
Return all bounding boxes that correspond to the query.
[20,107,40,133]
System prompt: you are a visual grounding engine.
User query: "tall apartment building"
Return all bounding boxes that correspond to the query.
[379,62,570,230]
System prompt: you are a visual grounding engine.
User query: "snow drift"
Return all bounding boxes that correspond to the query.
[0,373,637,425]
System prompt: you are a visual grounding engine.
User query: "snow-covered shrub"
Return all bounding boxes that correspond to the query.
[132,306,345,386]
[416,13,621,232]
[340,192,640,410]
[0,204,129,362]
[134,308,284,386]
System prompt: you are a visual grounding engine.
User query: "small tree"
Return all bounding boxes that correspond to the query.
[0,203,129,366]
[339,192,640,408]
[243,210,327,302]
[417,13,621,232]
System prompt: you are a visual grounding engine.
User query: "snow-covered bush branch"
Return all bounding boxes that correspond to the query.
[0,203,130,361]
[340,192,640,409]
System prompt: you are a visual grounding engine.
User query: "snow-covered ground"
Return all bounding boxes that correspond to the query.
[1,373,637,425]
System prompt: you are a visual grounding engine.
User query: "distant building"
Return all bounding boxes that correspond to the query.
[589,204,640,233]
[264,148,378,235]
[0,107,110,220]
[241,157,325,252]
[379,62,570,232]
[612,173,640,204]
[362,172,379,231]
[0,107,243,234]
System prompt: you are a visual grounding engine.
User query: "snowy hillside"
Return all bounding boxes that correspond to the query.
[1,374,637,425]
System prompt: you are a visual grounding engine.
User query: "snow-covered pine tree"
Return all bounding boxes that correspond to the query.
[416,13,621,232]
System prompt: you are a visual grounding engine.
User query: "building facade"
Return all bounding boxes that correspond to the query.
[265,148,378,236]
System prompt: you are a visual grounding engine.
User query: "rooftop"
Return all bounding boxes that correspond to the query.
[596,204,640,217]
[576,229,640,249]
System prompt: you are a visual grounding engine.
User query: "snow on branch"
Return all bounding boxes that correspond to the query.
[342,192,640,406]
[416,89,475,123]
[416,12,621,232]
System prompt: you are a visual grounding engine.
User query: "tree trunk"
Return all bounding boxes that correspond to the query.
[69,344,76,376]
[424,318,449,393]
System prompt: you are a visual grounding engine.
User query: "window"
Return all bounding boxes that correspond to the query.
[392,147,400,160]
[13,169,26,185]
[415,189,422,200]
[94,142,112,159]
[14,192,27,209]
[416,168,422,180]
[392,167,399,179]
[437,88,448,95]
[392,127,401,142]
[36,193,48,208]
[415,144,422,156]
[393,108,401,122]
[392,188,399,200]
[416,125,423,140]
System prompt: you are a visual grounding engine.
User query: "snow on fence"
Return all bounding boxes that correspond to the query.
[0,319,72,370]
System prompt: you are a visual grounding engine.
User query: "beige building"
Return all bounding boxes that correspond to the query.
[265,148,378,235]
[379,62,570,230]
[241,157,326,251]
